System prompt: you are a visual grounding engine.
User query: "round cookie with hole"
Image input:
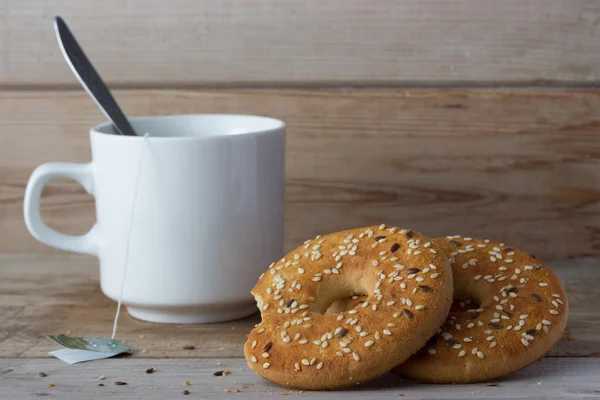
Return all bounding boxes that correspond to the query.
[394,236,568,383]
[244,225,454,390]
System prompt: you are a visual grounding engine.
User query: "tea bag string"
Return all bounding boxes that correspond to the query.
[112,133,150,340]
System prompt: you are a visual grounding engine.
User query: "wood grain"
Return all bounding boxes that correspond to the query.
[2,89,600,258]
[0,253,596,359]
[2,0,600,86]
[0,358,598,399]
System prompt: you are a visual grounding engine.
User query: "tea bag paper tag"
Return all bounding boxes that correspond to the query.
[46,335,132,364]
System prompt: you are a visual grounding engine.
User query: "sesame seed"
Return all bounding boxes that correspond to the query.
[352,353,361,361]
[262,352,270,358]
[542,320,552,325]
[521,338,529,347]
[402,309,414,319]
[550,309,559,315]
[458,350,466,357]
[301,359,309,366]
[251,340,257,349]
[415,305,425,310]
[297,268,305,274]
[317,362,324,370]
[428,348,437,355]
[474,275,482,281]
[477,351,485,359]
[372,260,379,267]
[263,362,271,369]
[365,341,375,347]
[539,283,548,287]
[463,338,472,342]
[251,356,257,362]
[257,328,265,334]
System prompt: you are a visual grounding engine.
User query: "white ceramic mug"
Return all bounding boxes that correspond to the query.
[24,114,285,324]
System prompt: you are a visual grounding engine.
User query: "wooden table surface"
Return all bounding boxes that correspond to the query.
[0,254,599,399]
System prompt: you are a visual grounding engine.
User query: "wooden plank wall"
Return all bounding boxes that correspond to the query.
[1,1,599,259]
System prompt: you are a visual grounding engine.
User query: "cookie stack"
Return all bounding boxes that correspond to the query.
[244,226,568,389]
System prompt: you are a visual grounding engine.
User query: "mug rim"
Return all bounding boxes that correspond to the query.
[91,113,286,140]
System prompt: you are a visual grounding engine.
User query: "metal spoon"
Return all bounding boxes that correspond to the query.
[54,16,137,136]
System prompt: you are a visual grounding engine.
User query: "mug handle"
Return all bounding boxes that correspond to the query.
[23,162,99,255]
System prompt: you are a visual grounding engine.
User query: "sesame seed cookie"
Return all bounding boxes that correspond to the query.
[394,236,568,383]
[244,225,453,390]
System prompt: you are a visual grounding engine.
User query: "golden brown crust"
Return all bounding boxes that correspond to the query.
[244,225,453,390]
[394,236,569,383]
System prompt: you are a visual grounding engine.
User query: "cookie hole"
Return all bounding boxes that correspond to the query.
[451,298,481,314]
[324,293,368,315]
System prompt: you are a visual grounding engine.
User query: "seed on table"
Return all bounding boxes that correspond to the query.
[97,383,104,387]
[146,368,154,374]
[46,383,55,388]
[183,380,190,386]
[183,345,195,350]
[213,370,224,376]
[182,389,190,395]
[38,372,47,377]
[115,381,127,385]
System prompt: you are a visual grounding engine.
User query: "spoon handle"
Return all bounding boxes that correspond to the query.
[54,17,137,136]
